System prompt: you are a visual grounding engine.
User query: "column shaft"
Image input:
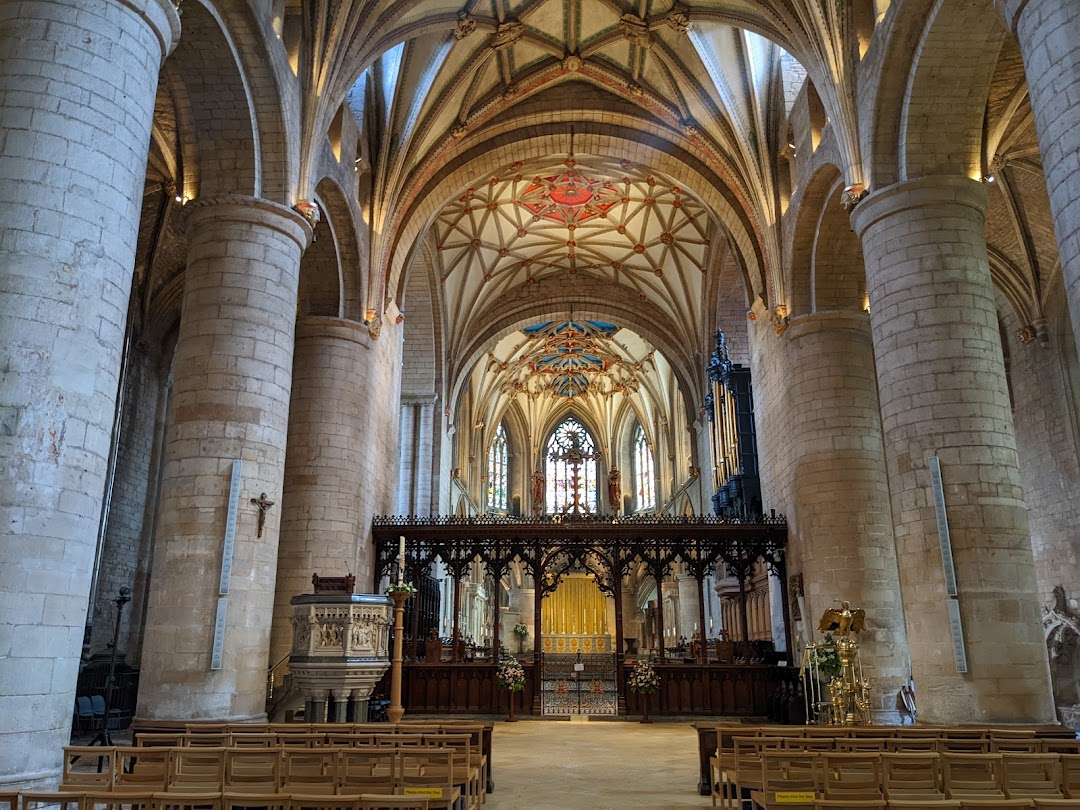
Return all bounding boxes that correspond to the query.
[999,0,1080,361]
[0,0,178,788]
[270,318,373,668]
[852,176,1054,723]
[785,312,909,722]
[137,197,310,721]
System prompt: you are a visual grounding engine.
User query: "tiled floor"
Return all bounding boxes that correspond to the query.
[484,719,712,809]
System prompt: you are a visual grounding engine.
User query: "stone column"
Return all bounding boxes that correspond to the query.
[852,176,1054,723]
[136,197,311,721]
[0,0,178,789]
[676,575,700,640]
[997,0,1080,361]
[785,311,909,722]
[269,317,373,669]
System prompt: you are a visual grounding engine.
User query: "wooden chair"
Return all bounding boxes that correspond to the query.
[888,738,940,754]
[881,752,945,801]
[850,728,896,739]
[941,754,1005,800]
[1039,740,1080,756]
[1059,754,1080,798]
[956,801,1035,809]
[786,739,836,753]
[184,735,232,749]
[821,752,883,802]
[397,750,459,810]
[942,740,993,755]
[813,800,885,809]
[280,750,339,796]
[357,795,429,810]
[288,797,360,810]
[0,792,18,810]
[81,790,155,810]
[438,723,488,801]
[724,736,784,810]
[152,792,223,810]
[993,740,1042,754]
[222,792,289,810]
[1032,800,1080,808]
[19,792,84,810]
[339,750,398,795]
[749,751,819,810]
[228,734,279,750]
[885,801,962,810]
[836,738,889,752]
[223,749,281,794]
[1000,754,1062,799]
[277,734,330,750]
[167,748,227,794]
[134,733,185,748]
[61,746,117,791]
[114,747,169,793]
[427,734,479,810]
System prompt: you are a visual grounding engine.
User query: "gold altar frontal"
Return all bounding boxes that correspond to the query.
[541,634,611,654]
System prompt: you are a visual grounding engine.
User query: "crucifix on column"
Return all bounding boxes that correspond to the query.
[250,492,275,538]
[549,428,601,515]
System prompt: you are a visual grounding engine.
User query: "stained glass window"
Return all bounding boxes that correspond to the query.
[634,424,655,511]
[545,417,599,514]
[487,423,509,511]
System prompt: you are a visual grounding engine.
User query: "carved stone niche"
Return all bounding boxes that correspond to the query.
[289,592,393,722]
[1043,584,1080,729]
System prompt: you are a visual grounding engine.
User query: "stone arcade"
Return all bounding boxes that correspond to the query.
[2,0,1080,796]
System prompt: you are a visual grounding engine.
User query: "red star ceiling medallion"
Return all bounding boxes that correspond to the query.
[518,161,620,225]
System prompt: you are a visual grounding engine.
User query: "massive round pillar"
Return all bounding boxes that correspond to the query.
[0,0,178,788]
[270,317,374,669]
[852,176,1054,723]
[136,197,311,721]
[785,311,909,722]
[997,0,1080,362]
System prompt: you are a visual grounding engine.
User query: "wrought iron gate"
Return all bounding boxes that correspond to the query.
[540,652,618,715]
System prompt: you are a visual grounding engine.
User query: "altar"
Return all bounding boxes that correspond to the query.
[540,574,612,654]
[541,634,610,653]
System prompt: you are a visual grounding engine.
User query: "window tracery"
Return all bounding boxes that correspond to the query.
[488,422,509,512]
[634,424,655,511]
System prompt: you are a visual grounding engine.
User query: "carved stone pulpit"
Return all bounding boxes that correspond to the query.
[288,591,393,722]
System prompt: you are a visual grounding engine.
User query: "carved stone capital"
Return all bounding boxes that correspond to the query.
[840,184,868,212]
[772,306,790,336]
[668,4,692,33]
[453,11,476,40]
[620,14,652,48]
[490,20,524,51]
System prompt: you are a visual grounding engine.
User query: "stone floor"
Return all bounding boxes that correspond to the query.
[485,719,711,809]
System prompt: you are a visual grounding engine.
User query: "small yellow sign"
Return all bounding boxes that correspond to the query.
[775,791,815,803]
[403,788,444,798]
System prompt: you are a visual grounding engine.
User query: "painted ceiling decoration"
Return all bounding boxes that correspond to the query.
[489,320,654,400]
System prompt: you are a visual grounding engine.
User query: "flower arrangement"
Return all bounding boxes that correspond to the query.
[386,582,417,595]
[627,658,661,694]
[513,623,529,638]
[496,657,526,692]
[810,640,841,679]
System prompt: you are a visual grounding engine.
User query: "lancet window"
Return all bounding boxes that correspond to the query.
[487,422,509,512]
[545,417,599,514]
[634,424,655,511]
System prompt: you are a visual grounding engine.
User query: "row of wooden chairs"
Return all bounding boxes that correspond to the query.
[713,748,1080,809]
[4,791,429,810]
[811,801,1080,809]
[712,725,1080,745]
[61,746,471,810]
[719,736,1080,755]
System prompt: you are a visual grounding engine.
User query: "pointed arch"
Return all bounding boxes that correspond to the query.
[487,422,509,512]
[633,423,656,512]
[544,415,601,515]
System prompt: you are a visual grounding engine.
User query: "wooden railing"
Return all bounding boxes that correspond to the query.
[376,661,798,719]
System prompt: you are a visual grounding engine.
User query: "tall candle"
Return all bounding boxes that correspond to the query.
[397,535,405,584]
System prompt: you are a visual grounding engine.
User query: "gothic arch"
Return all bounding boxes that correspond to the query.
[162,1,260,198]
